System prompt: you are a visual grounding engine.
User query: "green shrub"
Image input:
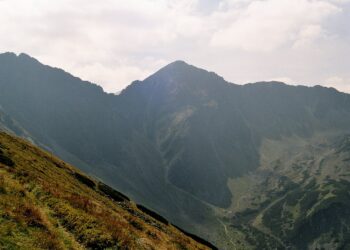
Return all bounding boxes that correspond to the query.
[0,154,15,167]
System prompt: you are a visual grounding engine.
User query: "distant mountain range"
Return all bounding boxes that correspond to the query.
[1,52,350,249]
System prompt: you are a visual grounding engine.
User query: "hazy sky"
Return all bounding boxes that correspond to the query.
[0,0,349,93]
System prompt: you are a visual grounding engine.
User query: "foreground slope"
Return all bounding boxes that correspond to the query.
[0,131,213,250]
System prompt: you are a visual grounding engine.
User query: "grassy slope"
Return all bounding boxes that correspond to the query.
[0,131,211,250]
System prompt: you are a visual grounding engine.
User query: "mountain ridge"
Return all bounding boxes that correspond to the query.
[4,52,345,95]
[1,52,350,249]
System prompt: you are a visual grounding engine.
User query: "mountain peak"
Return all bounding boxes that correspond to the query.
[0,52,41,65]
[0,52,18,62]
[144,60,226,85]
[0,52,33,59]
[157,60,195,73]
[0,52,16,57]
[17,53,42,65]
[18,52,34,59]
[167,60,188,67]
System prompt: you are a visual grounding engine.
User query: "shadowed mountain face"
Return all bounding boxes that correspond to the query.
[1,52,350,249]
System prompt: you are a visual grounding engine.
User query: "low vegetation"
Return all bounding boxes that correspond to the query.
[223,134,350,249]
[0,131,211,250]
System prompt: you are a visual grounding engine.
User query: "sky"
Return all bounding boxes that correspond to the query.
[0,0,349,93]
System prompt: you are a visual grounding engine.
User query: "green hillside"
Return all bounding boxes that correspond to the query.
[0,131,213,250]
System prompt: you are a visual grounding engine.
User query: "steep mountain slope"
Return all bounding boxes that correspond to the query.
[1,52,350,249]
[0,53,217,243]
[0,131,213,250]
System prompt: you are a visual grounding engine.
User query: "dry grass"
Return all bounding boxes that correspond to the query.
[0,131,210,250]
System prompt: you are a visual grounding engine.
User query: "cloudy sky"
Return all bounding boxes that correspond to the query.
[0,0,349,93]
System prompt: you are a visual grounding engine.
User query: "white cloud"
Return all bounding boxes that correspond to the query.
[324,76,350,93]
[211,0,340,52]
[268,77,295,85]
[293,25,324,48]
[0,0,349,93]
